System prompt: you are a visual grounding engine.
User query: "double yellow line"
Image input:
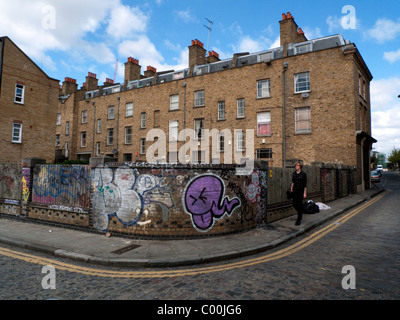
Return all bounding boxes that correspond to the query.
[0,191,388,278]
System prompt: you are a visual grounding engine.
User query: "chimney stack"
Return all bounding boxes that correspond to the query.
[124,57,141,86]
[189,39,206,75]
[85,72,98,91]
[62,77,78,95]
[207,50,220,63]
[144,65,157,78]
[279,12,307,57]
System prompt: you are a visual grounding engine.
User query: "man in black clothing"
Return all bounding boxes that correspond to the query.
[290,161,307,226]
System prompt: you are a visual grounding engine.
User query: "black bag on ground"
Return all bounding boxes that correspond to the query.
[302,200,320,214]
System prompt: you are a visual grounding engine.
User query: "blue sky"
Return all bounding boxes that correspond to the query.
[1,0,400,156]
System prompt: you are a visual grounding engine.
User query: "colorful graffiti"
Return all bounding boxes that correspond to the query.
[183,174,241,231]
[32,165,91,209]
[0,163,22,201]
[246,171,262,203]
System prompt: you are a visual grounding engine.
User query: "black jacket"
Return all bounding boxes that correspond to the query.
[292,171,307,191]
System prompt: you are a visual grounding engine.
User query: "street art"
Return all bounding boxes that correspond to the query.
[32,165,90,209]
[183,174,241,231]
[0,163,22,201]
[246,171,262,203]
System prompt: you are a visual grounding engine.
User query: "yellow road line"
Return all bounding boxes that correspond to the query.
[0,191,388,278]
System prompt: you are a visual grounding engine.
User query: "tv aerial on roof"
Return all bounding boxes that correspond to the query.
[204,18,213,54]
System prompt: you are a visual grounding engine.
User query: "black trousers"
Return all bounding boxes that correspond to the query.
[292,189,304,221]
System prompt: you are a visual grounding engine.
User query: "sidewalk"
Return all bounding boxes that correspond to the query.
[0,188,384,268]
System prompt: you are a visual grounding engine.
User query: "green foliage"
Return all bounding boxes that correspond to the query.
[388,148,400,168]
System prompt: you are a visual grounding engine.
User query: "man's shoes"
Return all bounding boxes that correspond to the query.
[295,220,301,226]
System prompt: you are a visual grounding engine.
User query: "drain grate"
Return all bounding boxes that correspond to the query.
[111,244,141,255]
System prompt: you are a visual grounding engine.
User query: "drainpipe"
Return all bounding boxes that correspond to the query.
[182,82,187,163]
[116,95,120,160]
[92,101,96,158]
[282,62,289,168]
[0,38,5,96]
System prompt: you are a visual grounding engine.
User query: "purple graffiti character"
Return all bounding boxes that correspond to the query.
[184,174,241,231]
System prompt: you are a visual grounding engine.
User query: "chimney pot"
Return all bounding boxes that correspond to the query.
[282,13,287,20]
[297,28,304,35]
[287,12,293,19]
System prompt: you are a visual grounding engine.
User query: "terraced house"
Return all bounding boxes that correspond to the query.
[55,12,376,192]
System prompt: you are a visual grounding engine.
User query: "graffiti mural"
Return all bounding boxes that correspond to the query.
[0,163,22,201]
[246,171,262,203]
[183,174,241,231]
[32,165,91,209]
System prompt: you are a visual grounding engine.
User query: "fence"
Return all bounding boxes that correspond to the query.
[0,160,356,239]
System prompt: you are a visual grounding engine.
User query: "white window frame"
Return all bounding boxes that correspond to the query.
[125,126,132,144]
[294,72,310,93]
[81,110,88,124]
[56,113,61,126]
[107,129,114,145]
[257,79,271,98]
[140,138,146,154]
[217,133,225,152]
[80,132,87,148]
[257,51,273,62]
[65,142,69,158]
[97,119,101,133]
[237,99,245,118]
[96,142,101,156]
[194,119,204,140]
[236,130,245,152]
[108,106,115,119]
[194,90,205,107]
[126,102,133,117]
[256,148,272,160]
[141,112,146,128]
[295,107,311,134]
[218,101,225,120]
[55,134,60,147]
[257,112,271,136]
[169,120,179,141]
[294,42,312,55]
[12,123,22,143]
[66,121,70,135]
[170,94,179,110]
[14,83,25,104]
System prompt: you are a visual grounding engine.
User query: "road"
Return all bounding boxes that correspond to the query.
[0,172,399,302]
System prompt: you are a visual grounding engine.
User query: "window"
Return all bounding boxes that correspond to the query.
[192,151,206,164]
[194,90,205,107]
[80,132,87,147]
[56,113,61,126]
[258,52,273,62]
[294,72,310,93]
[97,119,101,133]
[237,99,245,118]
[107,128,114,145]
[96,142,101,156]
[218,133,225,152]
[194,119,204,140]
[170,94,179,110]
[12,123,22,143]
[236,130,245,151]
[65,142,69,158]
[295,107,311,134]
[257,112,271,136]
[81,110,88,123]
[154,110,160,128]
[66,121,70,135]
[169,120,179,141]
[168,151,178,164]
[126,103,133,117]
[14,83,25,104]
[108,106,115,119]
[295,43,312,54]
[140,138,146,154]
[125,126,132,144]
[141,112,146,128]
[218,101,225,120]
[123,154,132,162]
[55,134,60,147]
[257,80,270,98]
[256,149,272,160]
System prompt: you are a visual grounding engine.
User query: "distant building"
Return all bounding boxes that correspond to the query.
[0,36,59,163]
[56,12,376,192]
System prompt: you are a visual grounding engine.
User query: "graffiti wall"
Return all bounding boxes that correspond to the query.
[0,163,22,201]
[91,164,268,237]
[32,165,91,210]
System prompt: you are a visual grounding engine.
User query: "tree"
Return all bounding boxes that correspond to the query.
[388,148,400,169]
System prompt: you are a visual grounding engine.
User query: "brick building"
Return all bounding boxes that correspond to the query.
[56,12,376,192]
[0,36,60,163]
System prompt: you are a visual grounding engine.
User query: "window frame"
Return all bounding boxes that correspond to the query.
[217,101,225,120]
[140,112,146,129]
[170,94,179,110]
[56,113,61,126]
[108,106,115,120]
[14,83,25,104]
[194,90,205,107]
[169,120,179,142]
[257,79,271,99]
[194,118,205,140]
[125,126,132,144]
[294,72,310,94]
[97,119,101,133]
[81,110,88,124]
[55,134,60,147]
[66,121,70,135]
[217,132,225,152]
[256,148,272,160]
[237,98,245,118]
[107,128,114,145]
[12,123,22,143]
[125,102,133,117]
[295,106,312,134]
[140,138,146,155]
[96,142,101,156]
[80,131,87,148]
[257,112,272,136]
[236,130,245,152]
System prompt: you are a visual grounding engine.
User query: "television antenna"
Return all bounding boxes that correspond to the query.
[203,18,213,54]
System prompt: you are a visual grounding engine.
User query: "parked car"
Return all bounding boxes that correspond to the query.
[376,165,383,175]
[371,170,381,183]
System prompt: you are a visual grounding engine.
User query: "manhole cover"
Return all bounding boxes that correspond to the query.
[111,244,141,255]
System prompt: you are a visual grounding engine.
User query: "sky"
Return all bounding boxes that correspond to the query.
[1,0,399,157]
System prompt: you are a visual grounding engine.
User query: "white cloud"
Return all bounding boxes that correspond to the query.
[367,18,400,43]
[370,77,400,154]
[384,49,400,63]
[106,5,149,39]
[174,8,196,23]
